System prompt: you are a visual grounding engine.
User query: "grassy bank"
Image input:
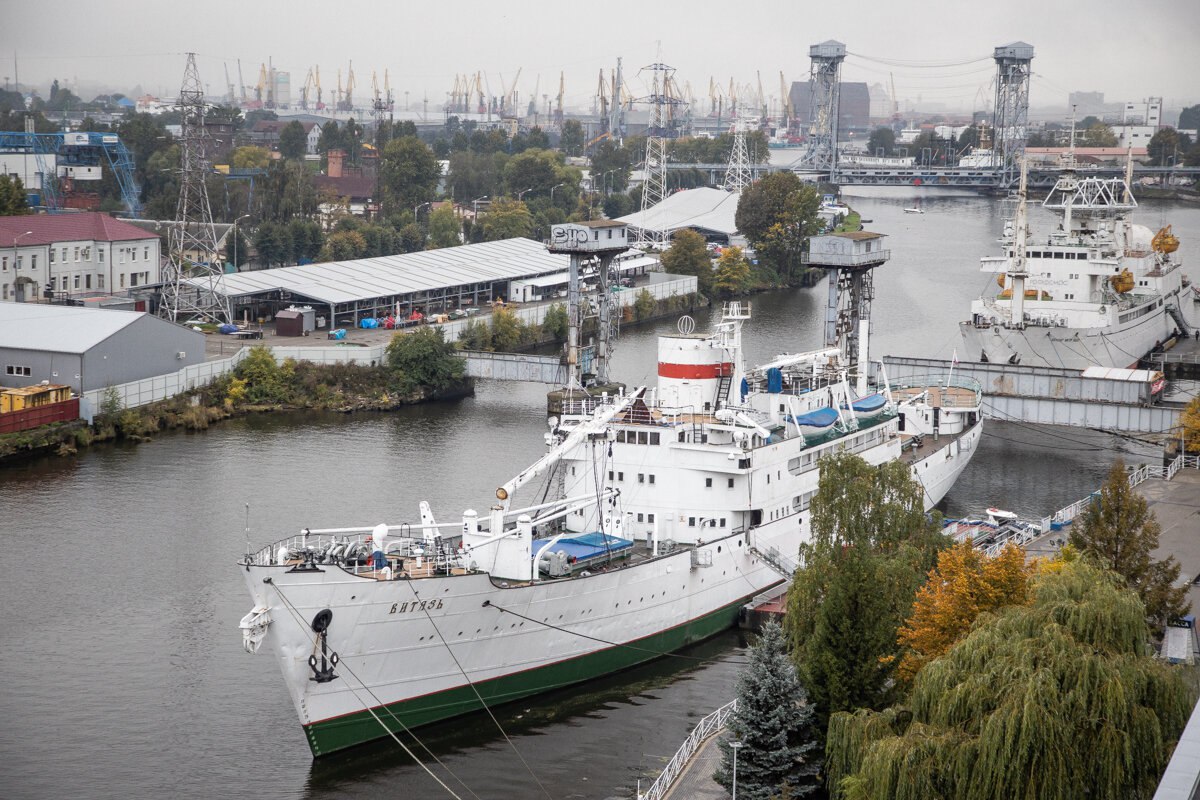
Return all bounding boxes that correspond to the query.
[0,330,473,465]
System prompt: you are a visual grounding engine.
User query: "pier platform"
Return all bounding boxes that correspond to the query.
[661,736,727,800]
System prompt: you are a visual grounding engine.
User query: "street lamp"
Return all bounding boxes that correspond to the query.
[550,182,566,205]
[603,169,617,195]
[231,214,251,272]
[516,187,534,201]
[472,195,488,217]
[413,201,432,223]
[730,741,743,800]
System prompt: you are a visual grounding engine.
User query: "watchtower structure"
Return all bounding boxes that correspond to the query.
[801,231,890,394]
[547,220,630,388]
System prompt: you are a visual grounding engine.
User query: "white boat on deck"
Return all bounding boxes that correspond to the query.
[238,303,983,756]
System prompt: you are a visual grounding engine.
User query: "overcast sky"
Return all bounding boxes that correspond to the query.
[3,0,1198,115]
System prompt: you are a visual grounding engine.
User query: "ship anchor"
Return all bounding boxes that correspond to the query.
[308,608,339,684]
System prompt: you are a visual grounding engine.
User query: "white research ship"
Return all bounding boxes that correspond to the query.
[238,237,982,758]
[961,158,1195,369]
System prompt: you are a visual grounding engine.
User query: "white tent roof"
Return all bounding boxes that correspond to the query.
[186,238,578,306]
[0,302,146,354]
[617,187,741,237]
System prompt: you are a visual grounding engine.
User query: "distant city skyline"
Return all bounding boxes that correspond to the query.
[3,0,1198,117]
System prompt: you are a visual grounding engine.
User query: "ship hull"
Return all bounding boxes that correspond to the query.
[959,307,1177,370]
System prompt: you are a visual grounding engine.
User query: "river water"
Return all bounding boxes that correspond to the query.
[2,194,1198,800]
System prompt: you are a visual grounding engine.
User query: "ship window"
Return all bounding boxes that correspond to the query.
[649,474,656,484]
[571,467,575,476]
[608,470,614,481]
[618,472,624,481]
[649,432,660,445]
[616,430,626,443]
[647,513,655,523]
[705,478,712,488]
[637,513,644,522]
[720,518,726,527]
[728,478,734,488]
[638,473,645,483]
[688,517,696,527]
[767,474,771,484]
[638,431,648,444]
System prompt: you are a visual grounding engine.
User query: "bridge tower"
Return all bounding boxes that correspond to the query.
[992,42,1034,188]
[161,53,231,324]
[794,40,845,175]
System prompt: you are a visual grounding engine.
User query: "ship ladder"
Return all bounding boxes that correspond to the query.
[748,543,797,580]
[1166,303,1192,335]
[716,372,733,409]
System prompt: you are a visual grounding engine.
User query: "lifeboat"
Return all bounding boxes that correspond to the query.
[1152,225,1180,254]
[998,289,1049,300]
[1109,269,1135,293]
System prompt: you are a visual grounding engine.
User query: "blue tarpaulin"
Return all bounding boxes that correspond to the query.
[532,532,634,562]
[789,407,838,428]
[766,367,783,393]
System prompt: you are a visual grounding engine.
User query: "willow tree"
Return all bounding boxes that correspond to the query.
[786,453,946,730]
[714,620,821,799]
[1069,458,1189,631]
[826,560,1195,800]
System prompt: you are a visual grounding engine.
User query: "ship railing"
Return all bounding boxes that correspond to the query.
[1048,454,1199,528]
[891,374,982,409]
[636,699,738,800]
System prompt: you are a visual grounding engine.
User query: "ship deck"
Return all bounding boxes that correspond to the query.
[892,384,977,408]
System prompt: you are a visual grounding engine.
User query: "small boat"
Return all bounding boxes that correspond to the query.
[841,393,888,419]
[789,407,839,428]
[986,506,1018,523]
[903,207,925,214]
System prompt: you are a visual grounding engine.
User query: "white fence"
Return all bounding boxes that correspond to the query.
[1046,453,1200,530]
[637,699,737,800]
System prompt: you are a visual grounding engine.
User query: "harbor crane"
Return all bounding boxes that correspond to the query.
[224,63,235,105]
[555,72,564,128]
[237,60,247,104]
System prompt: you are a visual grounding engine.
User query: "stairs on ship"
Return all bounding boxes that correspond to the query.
[1167,303,1192,334]
[716,373,732,409]
[749,543,797,580]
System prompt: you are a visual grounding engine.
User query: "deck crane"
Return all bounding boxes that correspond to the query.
[779,71,791,131]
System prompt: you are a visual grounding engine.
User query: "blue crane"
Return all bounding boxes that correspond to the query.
[0,131,143,217]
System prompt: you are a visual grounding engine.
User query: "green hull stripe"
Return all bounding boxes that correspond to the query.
[303,594,753,756]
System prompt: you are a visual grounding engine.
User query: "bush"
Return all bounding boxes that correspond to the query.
[542,303,569,340]
[633,289,656,321]
[385,328,465,393]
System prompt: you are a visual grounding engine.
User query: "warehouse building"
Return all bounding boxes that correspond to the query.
[617,187,741,244]
[0,303,203,394]
[185,237,643,326]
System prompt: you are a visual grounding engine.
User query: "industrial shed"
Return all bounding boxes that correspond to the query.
[0,303,204,394]
[617,187,741,244]
[185,237,585,326]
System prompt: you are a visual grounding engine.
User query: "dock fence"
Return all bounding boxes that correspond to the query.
[637,699,737,800]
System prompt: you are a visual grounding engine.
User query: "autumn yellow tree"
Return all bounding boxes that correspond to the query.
[896,541,1030,682]
[1181,396,1200,454]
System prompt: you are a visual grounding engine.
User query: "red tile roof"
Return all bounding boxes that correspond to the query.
[0,212,158,247]
[314,175,377,200]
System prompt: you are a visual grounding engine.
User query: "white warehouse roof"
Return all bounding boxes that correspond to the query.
[617,187,741,238]
[187,237,581,306]
[0,302,147,353]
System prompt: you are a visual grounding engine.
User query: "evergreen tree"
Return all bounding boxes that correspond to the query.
[1070,458,1189,630]
[659,229,713,296]
[428,205,463,249]
[715,620,821,799]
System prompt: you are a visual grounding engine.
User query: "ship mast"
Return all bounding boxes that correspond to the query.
[1008,159,1030,327]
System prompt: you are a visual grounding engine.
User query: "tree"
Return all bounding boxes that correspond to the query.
[277,120,309,160]
[866,127,895,157]
[785,453,945,731]
[1080,121,1118,147]
[956,124,980,151]
[825,559,1194,800]
[0,174,30,215]
[377,136,440,216]
[1181,397,1200,454]
[490,307,523,351]
[259,160,319,222]
[1069,458,1189,630]
[480,198,533,241]
[559,119,585,156]
[253,221,291,267]
[223,224,251,269]
[385,327,466,393]
[896,541,1030,682]
[713,246,752,297]
[1148,127,1186,166]
[399,222,425,254]
[659,229,713,296]
[633,289,656,322]
[735,172,821,284]
[714,620,821,799]
[322,229,367,261]
[428,205,462,249]
[541,303,568,340]
[1180,104,1200,131]
[230,146,271,169]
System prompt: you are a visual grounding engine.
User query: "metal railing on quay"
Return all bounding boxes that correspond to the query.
[637,699,738,800]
